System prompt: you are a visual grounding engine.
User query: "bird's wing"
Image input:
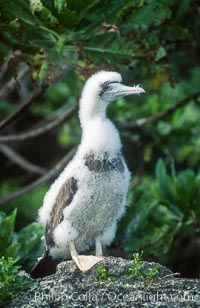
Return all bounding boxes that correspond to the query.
[30,177,78,278]
[45,176,78,247]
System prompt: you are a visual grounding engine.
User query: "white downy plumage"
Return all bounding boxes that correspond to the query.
[37,71,145,273]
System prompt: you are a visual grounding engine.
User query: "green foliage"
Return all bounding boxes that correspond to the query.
[97,264,116,282]
[124,160,200,265]
[128,252,161,286]
[0,257,35,306]
[1,0,199,75]
[0,209,16,254]
[0,182,47,222]
[0,210,44,270]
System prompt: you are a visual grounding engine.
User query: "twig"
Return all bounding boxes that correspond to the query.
[0,50,23,83]
[0,66,29,99]
[0,143,47,175]
[0,89,39,130]
[0,147,77,206]
[0,63,71,131]
[0,103,78,142]
[118,92,200,130]
[161,272,180,279]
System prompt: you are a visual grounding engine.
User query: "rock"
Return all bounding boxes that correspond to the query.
[9,257,200,307]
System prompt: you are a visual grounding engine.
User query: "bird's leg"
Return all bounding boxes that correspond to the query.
[68,240,85,272]
[68,240,103,272]
[95,237,103,256]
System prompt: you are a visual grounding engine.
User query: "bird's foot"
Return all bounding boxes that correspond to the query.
[75,255,104,272]
[68,240,103,272]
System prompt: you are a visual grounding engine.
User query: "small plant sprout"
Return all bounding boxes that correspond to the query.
[0,257,35,306]
[97,264,116,282]
[128,251,161,286]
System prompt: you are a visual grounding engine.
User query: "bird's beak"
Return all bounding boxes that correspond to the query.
[101,83,145,102]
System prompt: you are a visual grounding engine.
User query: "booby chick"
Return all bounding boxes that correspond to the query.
[31,71,145,278]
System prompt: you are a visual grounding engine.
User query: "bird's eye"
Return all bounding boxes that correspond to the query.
[104,84,113,92]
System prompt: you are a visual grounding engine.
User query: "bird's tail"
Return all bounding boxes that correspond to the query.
[30,251,60,279]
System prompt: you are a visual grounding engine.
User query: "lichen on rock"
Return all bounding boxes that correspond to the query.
[9,257,200,308]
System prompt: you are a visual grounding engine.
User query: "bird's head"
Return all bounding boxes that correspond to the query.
[81,71,145,103]
[100,75,145,102]
[79,71,145,127]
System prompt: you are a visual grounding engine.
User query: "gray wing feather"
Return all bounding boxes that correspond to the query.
[45,177,78,247]
[30,177,78,278]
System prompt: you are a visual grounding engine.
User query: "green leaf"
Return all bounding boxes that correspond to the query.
[7,0,38,25]
[0,257,35,306]
[155,47,167,62]
[121,1,172,30]
[41,0,56,13]
[38,60,49,85]
[193,174,200,215]
[3,243,20,259]
[67,0,94,12]
[127,197,158,235]
[0,209,17,252]
[175,169,196,211]
[32,6,58,28]
[155,159,168,185]
[53,0,79,28]
[164,25,189,41]
[155,159,177,205]
[17,223,44,264]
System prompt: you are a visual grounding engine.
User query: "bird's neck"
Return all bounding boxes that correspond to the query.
[79,119,122,157]
[79,97,107,129]
[78,97,122,156]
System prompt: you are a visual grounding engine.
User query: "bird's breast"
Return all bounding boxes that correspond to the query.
[65,152,129,233]
[80,119,122,154]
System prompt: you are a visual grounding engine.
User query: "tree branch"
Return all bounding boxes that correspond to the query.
[0,50,23,83]
[0,63,71,131]
[0,147,77,206]
[0,89,39,130]
[0,66,29,99]
[0,143,47,175]
[118,91,200,130]
[0,103,78,142]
